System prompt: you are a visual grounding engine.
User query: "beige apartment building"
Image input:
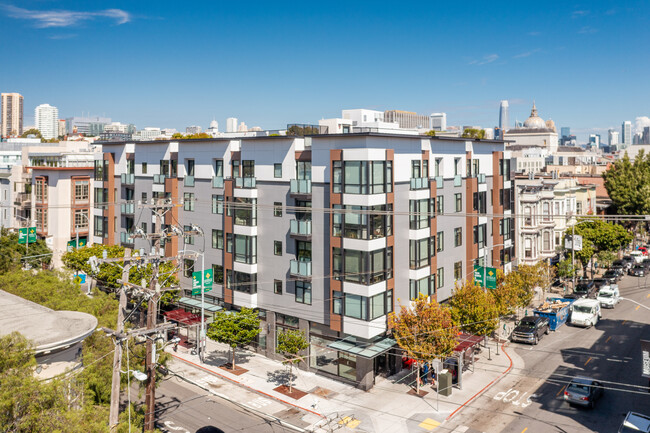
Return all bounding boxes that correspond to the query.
[1,93,24,137]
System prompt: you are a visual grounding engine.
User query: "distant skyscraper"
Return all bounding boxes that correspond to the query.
[226,117,238,133]
[608,129,619,146]
[185,125,202,135]
[588,134,601,148]
[1,93,24,137]
[35,104,59,140]
[430,113,447,131]
[643,127,650,144]
[66,115,111,136]
[622,121,632,147]
[560,127,570,138]
[384,110,430,129]
[498,100,509,134]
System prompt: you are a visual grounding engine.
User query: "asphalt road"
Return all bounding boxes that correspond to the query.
[154,378,296,433]
[446,272,650,433]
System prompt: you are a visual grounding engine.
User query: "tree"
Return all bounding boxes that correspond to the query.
[448,279,499,337]
[503,262,554,308]
[556,258,578,281]
[424,130,436,137]
[388,295,457,394]
[492,270,520,316]
[21,128,42,139]
[0,228,52,272]
[603,150,650,216]
[461,128,486,139]
[206,308,260,370]
[565,219,633,276]
[596,250,616,270]
[276,329,309,393]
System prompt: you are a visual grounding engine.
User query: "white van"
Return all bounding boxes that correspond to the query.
[597,285,620,308]
[630,250,644,264]
[570,298,602,328]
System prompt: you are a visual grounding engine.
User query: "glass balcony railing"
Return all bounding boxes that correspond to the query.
[478,173,486,184]
[121,173,135,185]
[290,220,312,236]
[410,177,429,190]
[290,260,312,277]
[212,176,224,188]
[120,203,135,214]
[184,175,195,187]
[454,175,462,187]
[153,174,167,184]
[290,179,312,194]
[435,176,444,189]
[235,177,256,189]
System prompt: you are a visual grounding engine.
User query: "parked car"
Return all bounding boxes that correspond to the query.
[639,247,648,256]
[611,263,626,276]
[597,284,620,308]
[630,251,644,263]
[593,278,608,289]
[510,316,550,345]
[570,298,602,327]
[630,264,645,277]
[574,281,596,298]
[602,270,620,284]
[613,259,632,271]
[642,258,650,270]
[622,255,635,267]
[619,411,650,432]
[564,376,604,408]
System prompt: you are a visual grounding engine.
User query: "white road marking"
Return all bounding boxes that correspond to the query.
[163,420,190,433]
[247,396,273,409]
[493,388,538,408]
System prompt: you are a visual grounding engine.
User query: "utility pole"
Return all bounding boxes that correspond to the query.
[572,219,576,289]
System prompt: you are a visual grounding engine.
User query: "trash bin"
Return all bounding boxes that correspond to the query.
[438,369,452,396]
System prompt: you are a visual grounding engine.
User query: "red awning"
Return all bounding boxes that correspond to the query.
[453,333,483,353]
[163,308,205,325]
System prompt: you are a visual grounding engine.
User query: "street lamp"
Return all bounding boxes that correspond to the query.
[190,224,207,364]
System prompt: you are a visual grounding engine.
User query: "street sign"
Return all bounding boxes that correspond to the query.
[73,273,87,285]
[78,238,87,248]
[565,235,582,251]
[18,228,28,244]
[474,265,497,289]
[67,240,76,252]
[27,227,37,243]
[192,269,213,295]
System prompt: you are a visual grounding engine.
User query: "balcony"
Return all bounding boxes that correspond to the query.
[454,175,462,187]
[184,175,195,187]
[290,179,312,197]
[290,260,312,278]
[478,173,486,184]
[153,174,167,184]
[235,177,256,189]
[13,192,31,207]
[434,176,444,189]
[121,173,135,185]
[289,220,312,240]
[409,177,429,190]
[120,203,135,214]
[212,176,224,188]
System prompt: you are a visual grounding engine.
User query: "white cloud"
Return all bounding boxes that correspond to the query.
[572,9,589,18]
[469,54,499,66]
[3,5,131,28]
[513,48,541,59]
[578,26,598,34]
[635,116,650,134]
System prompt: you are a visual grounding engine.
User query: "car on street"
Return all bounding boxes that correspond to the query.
[619,411,650,432]
[597,284,620,308]
[613,259,632,271]
[574,281,596,298]
[622,255,635,267]
[570,298,601,327]
[593,278,608,289]
[642,258,650,270]
[510,316,550,345]
[639,247,648,256]
[630,264,646,277]
[630,251,645,263]
[564,376,604,408]
[602,270,620,284]
[611,262,626,275]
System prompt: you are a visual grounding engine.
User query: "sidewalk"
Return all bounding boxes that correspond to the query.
[166,337,514,433]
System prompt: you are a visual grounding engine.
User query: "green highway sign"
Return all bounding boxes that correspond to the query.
[67,240,76,252]
[27,227,37,243]
[18,228,28,244]
[474,265,497,289]
[78,238,87,248]
[192,269,213,295]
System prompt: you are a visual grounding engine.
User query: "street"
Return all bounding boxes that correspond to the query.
[446,272,650,433]
[154,376,298,433]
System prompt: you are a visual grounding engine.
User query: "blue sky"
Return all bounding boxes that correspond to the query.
[1,0,649,142]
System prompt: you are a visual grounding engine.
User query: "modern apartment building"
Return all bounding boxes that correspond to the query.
[515,173,596,266]
[96,132,513,389]
[384,110,431,129]
[35,104,60,140]
[1,93,24,137]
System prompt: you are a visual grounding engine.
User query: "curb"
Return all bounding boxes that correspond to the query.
[445,342,514,421]
[169,352,326,419]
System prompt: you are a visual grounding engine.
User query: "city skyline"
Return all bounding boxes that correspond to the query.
[1,1,649,142]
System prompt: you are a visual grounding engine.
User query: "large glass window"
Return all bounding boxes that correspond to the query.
[342,161,392,194]
[212,264,224,285]
[333,205,392,239]
[342,292,390,321]
[295,281,312,304]
[184,193,195,211]
[409,275,435,300]
[241,160,255,178]
[297,161,311,180]
[229,271,257,294]
[333,161,342,193]
[234,235,256,264]
[233,197,256,226]
[212,229,223,249]
[212,195,224,214]
[74,180,89,201]
[409,199,433,230]
[338,247,392,285]
[410,238,433,269]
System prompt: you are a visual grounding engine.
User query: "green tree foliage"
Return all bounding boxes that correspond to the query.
[388,295,457,394]
[503,262,554,308]
[461,128,486,139]
[565,219,632,274]
[0,229,52,272]
[286,125,320,136]
[21,128,42,139]
[62,244,179,305]
[603,150,650,216]
[276,329,309,393]
[0,332,109,432]
[556,258,578,280]
[171,132,212,139]
[206,308,260,370]
[596,250,616,269]
[492,270,520,316]
[424,130,436,137]
[448,279,499,337]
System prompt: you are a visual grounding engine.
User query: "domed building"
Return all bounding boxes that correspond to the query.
[504,102,558,153]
